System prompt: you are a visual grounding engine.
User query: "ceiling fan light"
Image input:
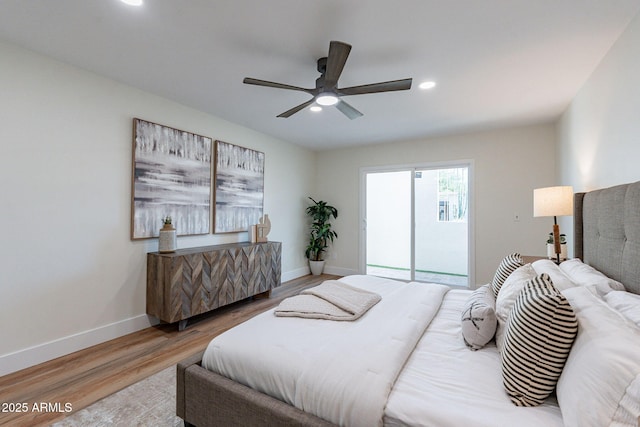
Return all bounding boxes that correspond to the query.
[316,93,339,106]
[310,105,322,112]
[419,81,436,90]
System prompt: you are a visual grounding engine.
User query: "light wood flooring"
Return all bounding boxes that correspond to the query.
[0,274,339,427]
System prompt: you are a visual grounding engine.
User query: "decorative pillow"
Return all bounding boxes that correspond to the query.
[531,259,577,291]
[559,258,626,295]
[461,284,497,350]
[494,263,536,353]
[557,286,640,426]
[491,253,524,297]
[501,273,578,406]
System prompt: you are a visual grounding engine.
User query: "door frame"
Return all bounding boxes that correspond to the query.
[359,160,475,287]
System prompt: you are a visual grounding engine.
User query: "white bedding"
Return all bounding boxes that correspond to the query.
[385,289,563,427]
[203,275,449,427]
[202,275,564,426]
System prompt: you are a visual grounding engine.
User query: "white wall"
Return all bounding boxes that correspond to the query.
[557,11,640,252]
[316,123,557,286]
[0,41,316,375]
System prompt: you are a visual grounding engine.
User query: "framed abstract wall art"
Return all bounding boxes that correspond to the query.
[214,141,264,233]
[131,118,212,239]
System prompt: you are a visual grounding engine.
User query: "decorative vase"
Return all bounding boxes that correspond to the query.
[309,260,325,276]
[159,223,177,253]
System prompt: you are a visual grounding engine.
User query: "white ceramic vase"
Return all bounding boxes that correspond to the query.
[309,260,325,275]
[159,223,177,253]
[546,243,567,260]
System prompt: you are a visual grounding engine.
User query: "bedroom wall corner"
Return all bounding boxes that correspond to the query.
[0,40,316,376]
[557,10,640,257]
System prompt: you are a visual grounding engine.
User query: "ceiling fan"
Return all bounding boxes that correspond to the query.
[243,41,413,119]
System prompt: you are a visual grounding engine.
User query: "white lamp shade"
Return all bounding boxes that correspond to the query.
[533,186,574,217]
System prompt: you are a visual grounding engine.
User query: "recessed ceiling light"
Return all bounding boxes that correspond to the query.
[310,105,322,112]
[419,81,436,90]
[121,0,143,6]
[316,93,339,106]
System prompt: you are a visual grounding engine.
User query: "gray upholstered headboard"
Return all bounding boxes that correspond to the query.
[574,180,640,295]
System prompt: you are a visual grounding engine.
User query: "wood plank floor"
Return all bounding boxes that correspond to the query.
[0,274,339,427]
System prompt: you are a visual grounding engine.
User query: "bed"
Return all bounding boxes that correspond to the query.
[177,181,640,427]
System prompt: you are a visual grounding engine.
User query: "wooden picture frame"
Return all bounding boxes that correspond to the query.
[214,141,265,233]
[131,118,212,239]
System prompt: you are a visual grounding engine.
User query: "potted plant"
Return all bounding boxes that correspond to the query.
[159,215,177,253]
[546,232,567,260]
[305,197,338,275]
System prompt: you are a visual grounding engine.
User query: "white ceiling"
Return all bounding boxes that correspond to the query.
[1,1,639,150]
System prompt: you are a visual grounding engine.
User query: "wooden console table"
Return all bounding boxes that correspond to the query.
[147,241,282,330]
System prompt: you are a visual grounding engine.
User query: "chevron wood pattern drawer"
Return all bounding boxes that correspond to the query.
[147,242,281,329]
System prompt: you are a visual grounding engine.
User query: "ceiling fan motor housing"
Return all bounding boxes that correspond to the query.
[317,57,328,74]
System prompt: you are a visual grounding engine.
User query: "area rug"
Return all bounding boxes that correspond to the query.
[51,366,181,426]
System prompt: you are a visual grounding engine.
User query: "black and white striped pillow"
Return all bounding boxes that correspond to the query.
[501,273,578,406]
[491,253,524,297]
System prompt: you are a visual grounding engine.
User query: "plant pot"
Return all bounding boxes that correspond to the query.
[159,223,177,253]
[546,243,567,260]
[309,260,325,276]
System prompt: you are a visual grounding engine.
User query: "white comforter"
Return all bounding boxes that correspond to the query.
[202,275,449,427]
[385,289,563,427]
[203,275,564,426]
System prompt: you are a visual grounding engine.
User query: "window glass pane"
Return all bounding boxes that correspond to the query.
[437,168,468,222]
[365,171,411,281]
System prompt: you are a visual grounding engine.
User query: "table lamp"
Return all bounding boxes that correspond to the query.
[533,186,573,264]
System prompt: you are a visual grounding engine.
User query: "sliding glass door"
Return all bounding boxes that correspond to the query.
[362,164,471,286]
[364,170,412,281]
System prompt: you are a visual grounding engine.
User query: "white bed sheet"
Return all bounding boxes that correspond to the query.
[384,289,564,427]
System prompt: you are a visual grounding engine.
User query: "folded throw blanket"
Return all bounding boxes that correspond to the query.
[275,280,382,321]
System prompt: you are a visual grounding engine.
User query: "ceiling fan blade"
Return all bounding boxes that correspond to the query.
[243,77,313,94]
[277,99,316,118]
[335,100,363,120]
[338,78,413,96]
[324,41,351,88]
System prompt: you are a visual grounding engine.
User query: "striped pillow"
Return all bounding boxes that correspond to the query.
[491,253,523,297]
[501,273,578,406]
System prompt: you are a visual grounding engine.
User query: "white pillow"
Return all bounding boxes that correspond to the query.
[604,291,640,328]
[495,264,536,353]
[557,286,640,426]
[559,258,626,295]
[461,284,497,351]
[531,259,577,291]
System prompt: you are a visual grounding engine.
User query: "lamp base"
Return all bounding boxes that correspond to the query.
[552,219,561,264]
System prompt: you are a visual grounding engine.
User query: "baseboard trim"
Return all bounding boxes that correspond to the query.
[1,267,327,377]
[323,266,358,276]
[281,267,310,282]
[0,314,158,377]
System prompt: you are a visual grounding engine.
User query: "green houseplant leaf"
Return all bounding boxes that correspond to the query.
[304,197,338,261]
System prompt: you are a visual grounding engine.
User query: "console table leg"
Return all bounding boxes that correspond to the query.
[178,319,188,331]
[253,290,271,299]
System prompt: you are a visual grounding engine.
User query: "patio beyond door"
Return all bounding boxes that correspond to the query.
[363,165,469,286]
